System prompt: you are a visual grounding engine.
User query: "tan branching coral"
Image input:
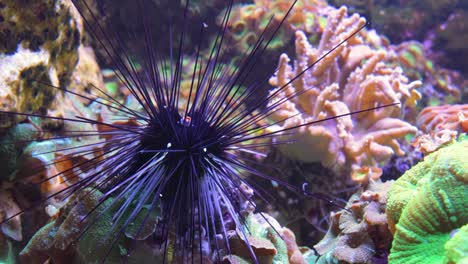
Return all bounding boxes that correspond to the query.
[267,7,421,182]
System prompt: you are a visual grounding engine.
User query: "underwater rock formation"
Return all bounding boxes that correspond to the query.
[0,0,80,127]
[267,7,421,183]
[0,0,103,131]
[386,137,468,263]
[314,179,393,263]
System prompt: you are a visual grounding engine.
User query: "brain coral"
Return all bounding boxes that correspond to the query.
[267,7,421,183]
[386,137,468,264]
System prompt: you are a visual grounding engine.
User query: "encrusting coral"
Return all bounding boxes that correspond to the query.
[386,137,468,264]
[267,6,421,183]
[314,179,393,263]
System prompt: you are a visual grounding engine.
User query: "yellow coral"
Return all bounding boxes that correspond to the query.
[267,7,421,182]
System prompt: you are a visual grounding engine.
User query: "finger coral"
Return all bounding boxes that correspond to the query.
[267,7,421,183]
[386,137,468,263]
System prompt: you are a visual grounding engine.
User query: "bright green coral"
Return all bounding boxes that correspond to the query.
[386,136,468,264]
[445,224,468,264]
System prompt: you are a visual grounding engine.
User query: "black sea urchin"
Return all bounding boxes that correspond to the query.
[0,0,395,262]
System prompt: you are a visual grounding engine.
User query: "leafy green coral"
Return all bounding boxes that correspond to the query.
[386,136,468,264]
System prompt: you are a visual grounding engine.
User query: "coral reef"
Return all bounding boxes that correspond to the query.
[387,41,465,107]
[386,137,468,263]
[330,0,460,43]
[314,179,393,263]
[0,0,80,122]
[267,7,421,183]
[2,0,466,263]
[433,10,468,75]
[222,0,328,54]
[0,123,41,180]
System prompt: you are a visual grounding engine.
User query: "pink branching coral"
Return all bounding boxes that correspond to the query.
[267,7,421,183]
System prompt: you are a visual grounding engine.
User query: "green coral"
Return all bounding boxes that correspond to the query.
[386,136,468,264]
[444,224,468,264]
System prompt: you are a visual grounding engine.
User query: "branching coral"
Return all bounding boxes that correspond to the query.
[267,7,421,183]
[386,138,468,263]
